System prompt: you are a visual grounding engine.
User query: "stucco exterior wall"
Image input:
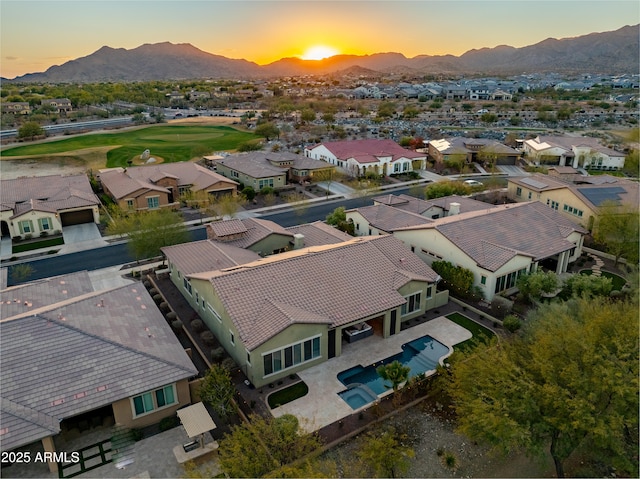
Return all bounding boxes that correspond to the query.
[215,163,286,190]
[507,183,596,229]
[111,379,191,428]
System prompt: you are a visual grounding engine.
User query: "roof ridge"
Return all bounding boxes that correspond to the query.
[35,313,197,376]
[0,397,60,434]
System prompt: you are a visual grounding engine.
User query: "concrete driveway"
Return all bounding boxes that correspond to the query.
[61,223,107,253]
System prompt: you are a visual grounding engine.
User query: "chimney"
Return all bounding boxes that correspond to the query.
[292,233,305,250]
[449,202,461,216]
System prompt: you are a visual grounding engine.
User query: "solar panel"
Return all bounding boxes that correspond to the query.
[520,177,548,189]
[578,187,626,206]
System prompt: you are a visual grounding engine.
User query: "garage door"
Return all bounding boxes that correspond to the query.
[60,209,94,226]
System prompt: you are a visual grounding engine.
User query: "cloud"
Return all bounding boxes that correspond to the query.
[5,56,19,61]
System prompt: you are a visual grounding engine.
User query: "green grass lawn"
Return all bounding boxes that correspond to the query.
[267,381,309,409]
[2,125,258,168]
[580,269,627,290]
[445,312,496,352]
[12,236,64,253]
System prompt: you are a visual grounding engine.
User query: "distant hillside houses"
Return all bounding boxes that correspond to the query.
[523,135,626,170]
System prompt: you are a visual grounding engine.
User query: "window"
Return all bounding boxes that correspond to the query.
[401,291,421,316]
[147,196,159,209]
[230,331,235,346]
[550,200,559,211]
[481,275,487,285]
[231,171,239,178]
[18,220,33,234]
[262,336,321,377]
[426,285,432,299]
[207,303,222,322]
[132,384,176,416]
[246,350,251,365]
[259,178,274,189]
[38,218,52,231]
[183,278,192,295]
[527,192,532,200]
[126,199,134,209]
[516,187,522,197]
[393,163,401,173]
[494,268,527,294]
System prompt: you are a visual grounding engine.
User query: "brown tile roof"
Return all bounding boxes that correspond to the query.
[162,240,261,276]
[351,204,433,232]
[191,235,438,350]
[372,194,493,216]
[286,221,353,247]
[99,163,237,200]
[208,217,293,249]
[309,139,425,164]
[396,202,587,271]
[217,154,288,178]
[0,175,99,217]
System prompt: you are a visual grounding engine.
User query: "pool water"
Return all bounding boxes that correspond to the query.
[337,335,449,408]
[338,384,378,409]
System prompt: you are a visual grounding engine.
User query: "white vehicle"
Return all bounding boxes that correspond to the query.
[464,179,483,186]
[476,109,489,114]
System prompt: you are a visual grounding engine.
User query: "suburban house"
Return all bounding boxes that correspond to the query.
[206,217,353,256]
[162,233,447,388]
[0,272,198,473]
[428,137,521,165]
[1,102,31,115]
[304,139,427,177]
[99,162,237,211]
[214,151,335,189]
[0,175,100,240]
[372,194,496,219]
[507,173,640,230]
[41,98,72,115]
[523,135,626,170]
[347,196,587,301]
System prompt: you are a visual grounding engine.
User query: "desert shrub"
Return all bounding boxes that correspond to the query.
[191,319,205,332]
[171,319,183,330]
[503,315,522,333]
[159,415,179,431]
[490,295,513,319]
[166,311,177,321]
[211,347,225,362]
[152,294,163,303]
[221,357,237,371]
[200,330,215,345]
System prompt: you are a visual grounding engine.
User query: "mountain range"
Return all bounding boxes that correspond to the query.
[7,25,639,83]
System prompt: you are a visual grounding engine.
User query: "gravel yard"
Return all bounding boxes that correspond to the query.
[324,403,554,478]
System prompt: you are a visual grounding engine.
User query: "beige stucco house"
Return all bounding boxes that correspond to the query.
[99,162,237,211]
[0,175,100,240]
[347,196,587,302]
[507,174,639,230]
[304,139,426,177]
[523,135,626,170]
[162,232,447,388]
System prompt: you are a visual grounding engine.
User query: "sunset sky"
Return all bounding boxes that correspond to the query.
[1,0,638,79]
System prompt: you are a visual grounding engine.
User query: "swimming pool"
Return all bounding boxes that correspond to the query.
[337,335,450,408]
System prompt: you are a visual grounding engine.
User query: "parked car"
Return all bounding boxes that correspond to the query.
[464,179,483,186]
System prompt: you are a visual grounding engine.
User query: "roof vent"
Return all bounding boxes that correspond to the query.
[449,202,461,216]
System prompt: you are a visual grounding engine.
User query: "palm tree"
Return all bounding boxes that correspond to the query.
[376,360,411,392]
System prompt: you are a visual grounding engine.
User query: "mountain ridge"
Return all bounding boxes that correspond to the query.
[6,24,638,82]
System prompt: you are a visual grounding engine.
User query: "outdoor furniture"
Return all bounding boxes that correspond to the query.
[343,322,373,343]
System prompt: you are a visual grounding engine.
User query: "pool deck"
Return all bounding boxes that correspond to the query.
[271,316,471,432]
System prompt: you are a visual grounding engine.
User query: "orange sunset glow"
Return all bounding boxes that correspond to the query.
[300,45,340,61]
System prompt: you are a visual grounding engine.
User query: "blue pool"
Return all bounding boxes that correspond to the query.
[337,335,449,408]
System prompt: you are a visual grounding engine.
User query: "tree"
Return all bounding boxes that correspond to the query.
[300,109,316,124]
[326,206,355,236]
[562,273,613,299]
[213,193,247,219]
[423,180,470,199]
[431,260,476,298]
[448,297,639,478]
[218,414,322,478]
[376,360,411,393]
[356,427,415,478]
[198,364,236,419]
[106,208,189,262]
[593,202,639,266]
[17,121,44,140]
[254,122,280,140]
[516,270,559,303]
